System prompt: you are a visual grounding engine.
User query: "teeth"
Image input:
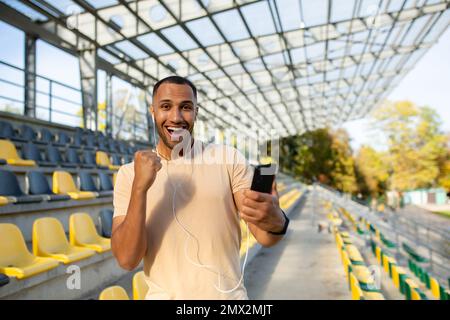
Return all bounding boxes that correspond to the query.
[168,127,184,131]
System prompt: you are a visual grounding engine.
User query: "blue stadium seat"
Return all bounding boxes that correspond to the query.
[97,139,108,151]
[0,273,9,287]
[66,148,94,168]
[79,172,112,197]
[47,145,77,168]
[123,154,133,164]
[20,125,45,144]
[98,172,114,191]
[40,128,56,145]
[22,142,57,167]
[73,133,84,149]
[0,170,44,203]
[118,142,128,154]
[0,121,27,142]
[108,139,118,153]
[99,209,113,238]
[57,131,71,146]
[111,154,122,166]
[26,171,71,201]
[0,159,6,165]
[85,133,97,150]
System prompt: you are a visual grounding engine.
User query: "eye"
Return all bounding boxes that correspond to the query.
[160,104,170,110]
[182,104,193,110]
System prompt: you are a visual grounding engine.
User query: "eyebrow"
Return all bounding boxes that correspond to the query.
[158,99,194,105]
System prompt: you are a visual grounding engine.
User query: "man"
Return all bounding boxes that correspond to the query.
[112,76,289,299]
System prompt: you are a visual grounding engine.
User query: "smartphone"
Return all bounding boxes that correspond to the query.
[250,163,277,194]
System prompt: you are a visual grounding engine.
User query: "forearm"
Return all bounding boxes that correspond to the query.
[112,185,148,270]
[251,225,284,247]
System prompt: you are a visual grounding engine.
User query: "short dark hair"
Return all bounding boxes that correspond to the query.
[152,76,197,100]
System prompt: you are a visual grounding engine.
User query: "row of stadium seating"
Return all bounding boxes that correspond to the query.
[323,202,385,300]
[0,139,126,170]
[0,210,113,281]
[337,206,450,300]
[99,271,148,300]
[361,217,450,300]
[0,169,115,205]
[0,120,140,154]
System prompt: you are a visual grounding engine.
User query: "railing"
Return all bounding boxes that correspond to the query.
[0,60,83,126]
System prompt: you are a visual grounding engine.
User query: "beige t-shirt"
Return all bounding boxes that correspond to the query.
[113,141,254,300]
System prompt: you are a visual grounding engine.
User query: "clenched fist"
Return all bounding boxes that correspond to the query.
[132,149,162,191]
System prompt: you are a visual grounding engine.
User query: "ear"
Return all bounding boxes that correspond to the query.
[150,105,154,115]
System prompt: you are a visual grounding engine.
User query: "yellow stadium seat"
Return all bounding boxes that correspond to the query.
[375,246,382,264]
[0,224,59,279]
[33,217,96,264]
[0,196,9,206]
[346,245,364,264]
[52,171,96,200]
[133,271,149,300]
[69,213,111,253]
[99,286,130,300]
[352,265,374,284]
[362,291,385,300]
[0,139,36,166]
[429,276,440,299]
[96,151,120,170]
[349,272,363,300]
[391,265,406,289]
[411,288,422,300]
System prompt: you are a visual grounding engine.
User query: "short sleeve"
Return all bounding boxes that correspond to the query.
[229,147,254,194]
[113,163,134,218]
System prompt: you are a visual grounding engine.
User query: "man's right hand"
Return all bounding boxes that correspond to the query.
[133,149,162,191]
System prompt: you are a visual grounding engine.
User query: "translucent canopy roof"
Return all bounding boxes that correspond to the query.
[2,0,450,139]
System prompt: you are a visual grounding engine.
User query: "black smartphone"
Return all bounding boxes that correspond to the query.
[250,163,277,194]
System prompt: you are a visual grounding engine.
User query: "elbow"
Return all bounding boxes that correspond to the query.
[118,260,139,271]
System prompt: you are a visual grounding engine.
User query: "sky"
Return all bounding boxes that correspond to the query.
[343,26,450,151]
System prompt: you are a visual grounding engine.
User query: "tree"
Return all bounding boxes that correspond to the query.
[355,145,389,197]
[280,127,357,194]
[371,100,448,191]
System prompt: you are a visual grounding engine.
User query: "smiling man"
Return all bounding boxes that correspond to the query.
[111,75,289,300]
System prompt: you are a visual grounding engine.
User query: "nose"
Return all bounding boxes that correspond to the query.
[168,106,183,124]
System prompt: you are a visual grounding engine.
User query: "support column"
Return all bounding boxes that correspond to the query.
[79,49,97,130]
[105,73,112,135]
[24,34,36,117]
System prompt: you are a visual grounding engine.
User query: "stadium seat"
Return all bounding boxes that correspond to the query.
[0,223,59,279]
[26,171,71,201]
[99,286,130,300]
[57,131,71,146]
[123,154,133,164]
[430,276,441,299]
[0,273,9,287]
[133,271,149,300]
[349,272,362,300]
[46,145,77,168]
[96,151,120,170]
[84,150,106,169]
[0,170,44,203]
[40,128,56,145]
[0,121,27,142]
[79,172,112,197]
[32,217,96,264]
[52,171,97,200]
[22,142,56,167]
[69,213,111,253]
[66,148,95,168]
[0,196,9,206]
[99,209,113,238]
[20,124,45,144]
[98,172,114,192]
[0,159,6,165]
[73,133,85,149]
[0,139,36,166]
[111,154,123,166]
